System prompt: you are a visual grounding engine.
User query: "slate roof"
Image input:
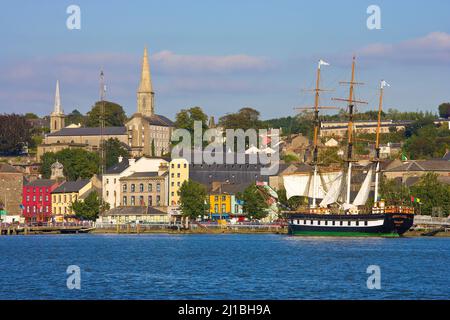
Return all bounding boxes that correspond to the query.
[0,163,21,173]
[47,126,127,137]
[52,179,90,193]
[120,172,163,179]
[105,158,130,174]
[24,179,57,187]
[384,160,450,172]
[143,114,174,127]
[189,163,269,186]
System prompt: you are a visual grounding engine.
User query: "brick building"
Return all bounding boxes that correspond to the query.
[0,163,24,217]
[22,179,61,223]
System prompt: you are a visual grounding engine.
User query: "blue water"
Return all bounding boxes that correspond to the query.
[0,234,448,299]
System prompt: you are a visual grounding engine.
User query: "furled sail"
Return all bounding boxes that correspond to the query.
[319,172,344,207]
[352,167,373,206]
[283,171,342,200]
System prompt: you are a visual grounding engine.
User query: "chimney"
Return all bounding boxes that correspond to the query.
[118,156,123,163]
[158,162,169,176]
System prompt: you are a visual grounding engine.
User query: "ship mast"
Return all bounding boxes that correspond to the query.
[100,70,106,214]
[332,56,367,207]
[374,80,388,206]
[295,60,334,208]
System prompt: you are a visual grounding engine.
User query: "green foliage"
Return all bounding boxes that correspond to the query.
[261,115,311,137]
[438,102,450,119]
[179,180,208,219]
[71,190,109,221]
[319,147,343,165]
[403,123,450,159]
[281,153,299,164]
[66,109,86,126]
[0,114,32,154]
[410,173,450,216]
[41,148,100,180]
[86,101,127,127]
[175,106,209,132]
[237,184,269,220]
[103,138,130,169]
[219,107,262,130]
[379,177,410,206]
[277,188,305,211]
[24,113,39,119]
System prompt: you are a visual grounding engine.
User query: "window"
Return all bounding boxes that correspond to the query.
[130,196,135,206]
[123,184,127,192]
[45,195,48,202]
[171,182,174,187]
[214,204,218,213]
[148,184,152,192]
[139,184,144,192]
[221,204,226,213]
[106,179,109,184]
[177,182,180,187]
[139,196,144,206]
[131,184,135,193]
[32,196,36,202]
[177,173,180,178]
[171,163,174,168]
[184,163,187,168]
[148,196,152,206]
[156,183,160,192]
[171,192,174,196]
[26,196,30,202]
[58,195,61,203]
[215,196,219,201]
[122,196,127,206]
[156,195,160,205]
[114,178,116,184]
[177,164,180,168]
[171,173,174,178]
[106,191,109,197]
[222,196,226,201]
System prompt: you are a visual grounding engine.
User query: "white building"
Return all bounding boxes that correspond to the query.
[102,156,168,209]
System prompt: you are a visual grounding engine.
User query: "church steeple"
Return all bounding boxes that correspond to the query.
[50,80,65,133]
[137,47,155,116]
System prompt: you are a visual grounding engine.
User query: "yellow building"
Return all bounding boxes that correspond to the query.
[51,179,93,222]
[209,193,232,217]
[168,158,189,206]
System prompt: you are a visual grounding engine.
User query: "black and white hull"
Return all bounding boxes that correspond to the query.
[287,212,414,237]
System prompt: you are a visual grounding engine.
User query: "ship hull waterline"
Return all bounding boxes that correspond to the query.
[287,213,414,237]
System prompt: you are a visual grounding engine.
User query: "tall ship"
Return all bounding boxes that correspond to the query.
[284,57,414,237]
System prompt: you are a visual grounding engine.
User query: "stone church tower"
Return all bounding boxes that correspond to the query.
[137,47,154,117]
[50,80,65,133]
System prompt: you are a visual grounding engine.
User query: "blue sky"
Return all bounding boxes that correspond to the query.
[0,0,449,120]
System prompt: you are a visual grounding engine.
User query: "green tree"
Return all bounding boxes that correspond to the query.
[403,124,449,159]
[438,102,450,119]
[24,113,39,119]
[86,101,127,127]
[71,190,109,221]
[379,177,410,206]
[237,184,269,220]
[0,114,32,154]
[219,107,262,130]
[179,180,208,219]
[66,109,86,126]
[410,173,450,216]
[103,138,130,169]
[41,148,100,180]
[175,106,209,132]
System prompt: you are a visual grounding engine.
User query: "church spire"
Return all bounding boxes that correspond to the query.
[137,47,155,116]
[53,80,63,115]
[138,47,153,93]
[50,80,65,133]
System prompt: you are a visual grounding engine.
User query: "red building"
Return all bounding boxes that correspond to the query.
[22,179,61,223]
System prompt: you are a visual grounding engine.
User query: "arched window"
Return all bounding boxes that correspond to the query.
[139,183,144,192]
[131,184,135,192]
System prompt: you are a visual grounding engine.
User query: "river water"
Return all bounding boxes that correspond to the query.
[0,234,448,299]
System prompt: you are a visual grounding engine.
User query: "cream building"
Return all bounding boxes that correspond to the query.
[126,48,174,157]
[102,156,168,209]
[51,179,94,222]
[168,158,189,206]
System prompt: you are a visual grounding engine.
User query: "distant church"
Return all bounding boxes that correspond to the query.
[37,48,174,160]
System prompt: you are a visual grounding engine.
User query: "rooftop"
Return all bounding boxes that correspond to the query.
[47,126,127,137]
[52,179,90,193]
[24,179,58,187]
[384,160,450,172]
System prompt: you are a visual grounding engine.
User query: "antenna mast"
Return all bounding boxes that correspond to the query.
[100,70,106,213]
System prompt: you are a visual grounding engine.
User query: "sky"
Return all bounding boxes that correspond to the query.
[0,0,449,120]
